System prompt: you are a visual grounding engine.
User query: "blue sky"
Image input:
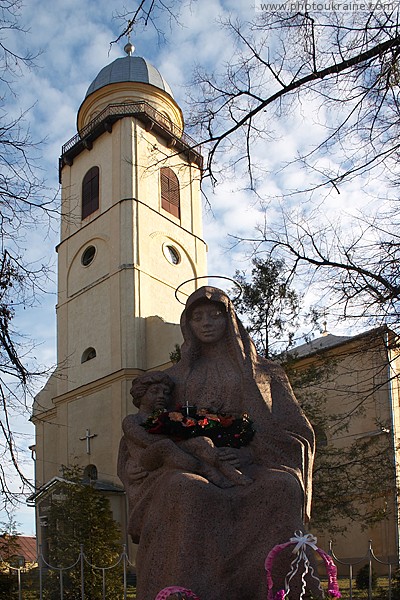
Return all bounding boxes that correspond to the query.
[2,0,382,533]
[3,0,270,535]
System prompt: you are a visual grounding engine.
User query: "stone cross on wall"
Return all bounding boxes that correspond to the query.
[80,428,97,454]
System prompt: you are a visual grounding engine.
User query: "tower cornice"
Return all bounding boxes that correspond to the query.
[59,100,203,180]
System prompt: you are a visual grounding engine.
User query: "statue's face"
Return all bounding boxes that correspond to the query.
[189,301,227,344]
[140,383,169,412]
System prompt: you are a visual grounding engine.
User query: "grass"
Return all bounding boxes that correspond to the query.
[317,576,399,600]
[1,592,137,599]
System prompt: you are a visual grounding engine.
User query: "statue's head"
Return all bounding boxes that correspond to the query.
[130,371,174,409]
[185,286,231,311]
[184,287,231,345]
[187,299,227,344]
[178,286,257,368]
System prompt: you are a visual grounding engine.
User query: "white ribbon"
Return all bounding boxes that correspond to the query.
[289,531,318,555]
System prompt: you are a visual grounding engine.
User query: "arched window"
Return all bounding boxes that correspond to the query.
[83,464,98,482]
[81,347,96,363]
[82,167,99,219]
[160,167,180,219]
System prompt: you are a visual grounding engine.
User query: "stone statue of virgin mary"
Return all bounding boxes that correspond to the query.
[118,286,315,600]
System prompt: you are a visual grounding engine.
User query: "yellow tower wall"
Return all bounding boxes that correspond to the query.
[32,63,207,562]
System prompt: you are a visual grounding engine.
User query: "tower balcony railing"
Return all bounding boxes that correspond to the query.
[59,100,203,179]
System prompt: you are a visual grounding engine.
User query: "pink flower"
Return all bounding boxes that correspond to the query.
[169,412,184,422]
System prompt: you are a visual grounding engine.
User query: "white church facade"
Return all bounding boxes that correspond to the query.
[30,46,207,555]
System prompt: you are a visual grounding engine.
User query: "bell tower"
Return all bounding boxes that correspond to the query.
[31,45,207,546]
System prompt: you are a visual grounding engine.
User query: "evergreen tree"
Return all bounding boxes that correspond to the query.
[45,467,123,600]
[234,258,315,358]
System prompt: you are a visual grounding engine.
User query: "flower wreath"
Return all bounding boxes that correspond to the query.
[155,586,200,600]
[265,532,341,600]
[141,406,255,448]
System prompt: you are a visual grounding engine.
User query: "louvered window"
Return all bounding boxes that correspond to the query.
[160,167,180,219]
[82,167,99,219]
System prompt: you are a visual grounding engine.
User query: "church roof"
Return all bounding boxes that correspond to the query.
[287,326,391,360]
[26,476,124,505]
[290,333,352,358]
[85,56,174,99]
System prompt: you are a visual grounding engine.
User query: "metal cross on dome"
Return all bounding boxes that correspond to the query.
[124,29,135,56]
[80,428,97,455]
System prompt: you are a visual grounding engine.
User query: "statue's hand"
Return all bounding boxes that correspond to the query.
[217,447,241,468]
[127,464,148,482]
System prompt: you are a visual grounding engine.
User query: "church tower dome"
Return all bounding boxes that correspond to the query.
[85,55,174,98]
[77,52,184,133]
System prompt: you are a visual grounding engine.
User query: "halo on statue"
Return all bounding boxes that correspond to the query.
[174,275,243,306]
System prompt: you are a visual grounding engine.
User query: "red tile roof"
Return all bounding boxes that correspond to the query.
[0,535,37,563]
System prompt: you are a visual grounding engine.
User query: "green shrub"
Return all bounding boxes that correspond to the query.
[356,564,378,590]
[0,570,17,597]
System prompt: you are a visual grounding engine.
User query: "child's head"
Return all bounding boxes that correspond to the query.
[130,371,174,411]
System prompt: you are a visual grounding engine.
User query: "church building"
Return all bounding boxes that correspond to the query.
[288,326,400,568]
[29,44,207,554]
[28,42,400,575]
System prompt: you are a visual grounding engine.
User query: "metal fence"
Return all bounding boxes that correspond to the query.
[328,540,399,600]
[0,544,135,600]
[1,540,399,599]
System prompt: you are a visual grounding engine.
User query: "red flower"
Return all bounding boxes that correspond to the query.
[219,416,234,427]
[148,422,165,434]
[198,418,209,428]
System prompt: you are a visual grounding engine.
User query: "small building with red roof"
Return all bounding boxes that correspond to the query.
[0,535,37,569]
